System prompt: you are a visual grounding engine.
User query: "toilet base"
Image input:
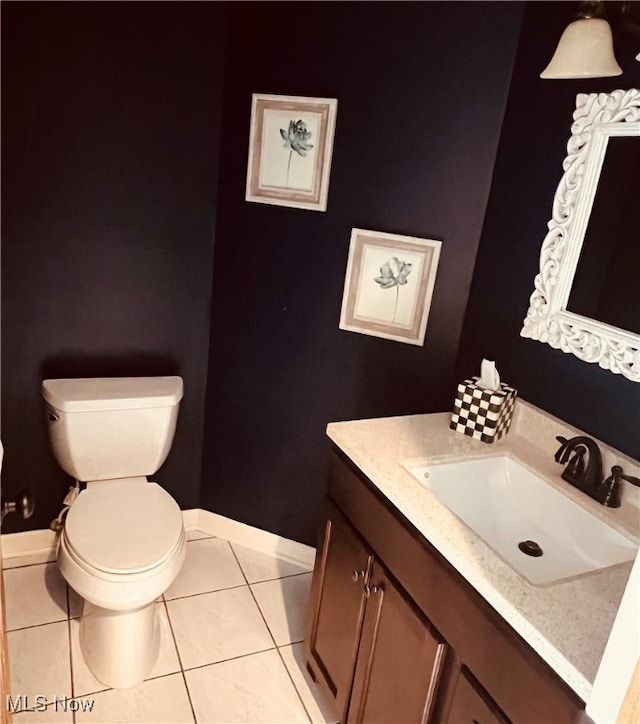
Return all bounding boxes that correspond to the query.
[80,600,161,689]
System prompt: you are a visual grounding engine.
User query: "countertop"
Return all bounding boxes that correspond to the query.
[326,401,640,702]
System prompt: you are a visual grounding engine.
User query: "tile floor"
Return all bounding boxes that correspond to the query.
[3,530,336,723]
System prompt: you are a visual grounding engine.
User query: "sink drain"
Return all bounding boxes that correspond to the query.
[518,540,543,557]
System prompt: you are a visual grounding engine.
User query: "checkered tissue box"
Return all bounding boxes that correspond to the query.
[450,377,518,443]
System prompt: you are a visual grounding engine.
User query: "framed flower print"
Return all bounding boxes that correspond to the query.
[339,229,442,346]
[245,94,338,212]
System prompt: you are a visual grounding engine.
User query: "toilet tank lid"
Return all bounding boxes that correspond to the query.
[42,376,184,412]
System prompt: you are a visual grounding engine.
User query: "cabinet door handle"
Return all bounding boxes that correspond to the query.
[363,583,382,598]
[351,569,366,583]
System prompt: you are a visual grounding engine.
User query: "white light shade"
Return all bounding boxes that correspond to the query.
[541,17,622,78]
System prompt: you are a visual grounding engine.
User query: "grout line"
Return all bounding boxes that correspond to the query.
[6,617,69,634]
[161,597,186,671]
[161,597,197,724]
[227,541,280,647]
[227,541,313,723]
[274,644,313,723]
[70,681,111,699]
[185,532,216,541]
[227,539,312,586]
[247,570,314,586]
[227,539,314,574]
[181,645,278,674]
[66,584,77,712]
[227,544,268,615]
[164,581,249,603]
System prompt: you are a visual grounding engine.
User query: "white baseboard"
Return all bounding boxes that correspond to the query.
[1,509,316,569]
[181,508,200,530]
[194,509,316,568]
[2,528,58,559]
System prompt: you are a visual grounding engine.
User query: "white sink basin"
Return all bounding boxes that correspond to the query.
[405,456,637,586]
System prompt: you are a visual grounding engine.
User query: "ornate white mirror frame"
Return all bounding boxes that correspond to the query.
[521,89,640,382]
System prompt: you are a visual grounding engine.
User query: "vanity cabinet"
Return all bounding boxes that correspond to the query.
[306,499,446,723]
[304,449,585,724]
[305,501,372,720]
[348,559,446,723]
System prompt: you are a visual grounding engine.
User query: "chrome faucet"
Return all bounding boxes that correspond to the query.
[554,435,640,507]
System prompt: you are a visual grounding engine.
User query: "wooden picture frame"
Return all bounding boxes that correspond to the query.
[245,93,338,212]
[339,229,441,346]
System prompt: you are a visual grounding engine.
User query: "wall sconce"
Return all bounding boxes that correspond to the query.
[541,1,622,78]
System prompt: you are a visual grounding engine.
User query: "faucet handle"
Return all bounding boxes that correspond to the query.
[600,469,620,508]
[609,465,640,488]
[599,465,640,508]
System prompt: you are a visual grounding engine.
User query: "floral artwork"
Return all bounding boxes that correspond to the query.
[340,229,442,346]
[280,119,314,188]
[246,94,338,211]
[374,257,413,323]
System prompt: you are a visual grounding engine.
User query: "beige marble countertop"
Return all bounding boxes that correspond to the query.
[326,400,640,702]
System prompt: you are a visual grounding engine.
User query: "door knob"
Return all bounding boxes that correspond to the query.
[1,488,35,523]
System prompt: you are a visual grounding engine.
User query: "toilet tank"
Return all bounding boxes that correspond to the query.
[42,377,184,482]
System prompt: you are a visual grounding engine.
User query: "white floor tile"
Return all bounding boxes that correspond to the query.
[251,573,312,646]
[74,673,194,724]
[3,533,328,724]
[71,603,181,696]
[186,649,309,723]
[7,621,72,711]
[231,543,313,584]
[4,563,68,630]
[165,538,245,599]
[279,643,338,724]
[167,586,274,670]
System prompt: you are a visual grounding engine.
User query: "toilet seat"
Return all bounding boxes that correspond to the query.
[63,481,184,576]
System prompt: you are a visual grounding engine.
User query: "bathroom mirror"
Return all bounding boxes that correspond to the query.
[521,89,640,382]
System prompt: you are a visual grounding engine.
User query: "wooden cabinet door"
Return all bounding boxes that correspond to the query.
[305,501,373,721]
[446,667,510,724]
[347,561,447,724]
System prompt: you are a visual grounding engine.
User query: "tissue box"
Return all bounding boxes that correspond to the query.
[450,377,518,443]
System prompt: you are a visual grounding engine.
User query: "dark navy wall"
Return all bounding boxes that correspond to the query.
[201,2,524,545]
[457,2,640,459]
[1,3,225,531]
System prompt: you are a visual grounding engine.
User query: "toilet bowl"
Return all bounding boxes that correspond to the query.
[42,376,186,689]
[58,480,185,688]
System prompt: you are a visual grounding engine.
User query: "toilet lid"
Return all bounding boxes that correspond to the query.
[64,482,184,574]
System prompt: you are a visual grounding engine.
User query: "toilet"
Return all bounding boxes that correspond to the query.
[42,376,186,689]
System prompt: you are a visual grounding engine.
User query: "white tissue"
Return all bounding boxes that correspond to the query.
[479,358,500,391]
